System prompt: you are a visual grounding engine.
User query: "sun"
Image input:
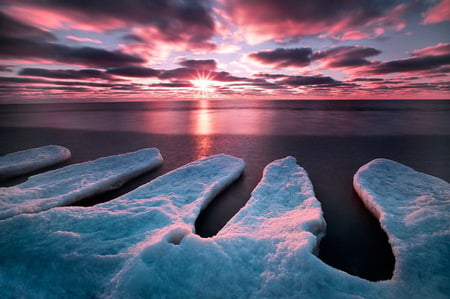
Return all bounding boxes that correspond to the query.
[191,71,215,96]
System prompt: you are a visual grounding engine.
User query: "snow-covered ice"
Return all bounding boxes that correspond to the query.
[108,156,328,298]
[0,145,71,180]
[0,154,244,298]
[0,148,162,220]
[353,158,450,298]
[0,155,448,298]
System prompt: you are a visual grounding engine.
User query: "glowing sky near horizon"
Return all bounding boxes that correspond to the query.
[0,0,449,100]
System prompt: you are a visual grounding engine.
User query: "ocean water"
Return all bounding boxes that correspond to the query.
[0,99,449,281]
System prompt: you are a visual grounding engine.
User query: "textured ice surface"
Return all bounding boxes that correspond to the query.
[0,154,244,298]
[0,145,71,180]
[0,156,448,298]
[0,148,162,220]
[354,158,450,298]
[109,156,328,298]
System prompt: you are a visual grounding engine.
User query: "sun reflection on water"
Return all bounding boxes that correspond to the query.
[194,99,213,159]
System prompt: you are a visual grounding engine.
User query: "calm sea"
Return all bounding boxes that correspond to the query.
[1,99,449,281]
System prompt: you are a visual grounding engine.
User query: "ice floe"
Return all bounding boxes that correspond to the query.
[108,156,328,298]
[0,148,162,220]
[0,145,71,181]
[354,158,450,298]
[0,155,448,298]
[0,154,244,298]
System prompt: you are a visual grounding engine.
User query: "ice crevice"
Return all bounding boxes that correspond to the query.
[0,152,448,298]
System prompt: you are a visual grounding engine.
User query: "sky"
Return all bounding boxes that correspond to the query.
[0,0,449,100]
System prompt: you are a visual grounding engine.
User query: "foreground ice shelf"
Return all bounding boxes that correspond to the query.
[0,148,163,220]
[0,145,71,181]
[353,159,450,298]
[0,154,448,298]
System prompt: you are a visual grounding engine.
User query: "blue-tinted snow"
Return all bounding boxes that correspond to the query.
[0,148,162,219]
[0,154,244,297]
[354,158,450,298]
[0,155,448,298]
[0,145,71,180]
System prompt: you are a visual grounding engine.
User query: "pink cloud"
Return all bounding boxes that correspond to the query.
[422,0,450,24]
[4,1,216,36]
[119,28,217,65]
[333,27,386,41]
[2,6,126,32]
[412,43,450,56]
[222,0,409,44]
[339,31,370,41]
[66,35,102,44]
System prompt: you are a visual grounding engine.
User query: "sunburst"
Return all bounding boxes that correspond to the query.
[191,71,215,96]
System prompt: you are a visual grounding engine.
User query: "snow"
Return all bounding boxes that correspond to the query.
[108,156,328,298]
[0,155,448,298]
[0,145,71,181]
[0,148,162,220]
[353,158,450,298]
[0,154,245,298]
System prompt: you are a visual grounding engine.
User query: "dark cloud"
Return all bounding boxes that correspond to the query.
[212,71,247,82]
[313,46,381,68]
[0,11,55,40]
[178,59,217,71]
[313,43,450,75]
[313,46,381,59]
[0,77,52,84]
[375,82,450,91]
[280,75,341,87]
[150,81,194,88]
[249,48,313,67]
[252,73,346,88]
[352,77,385,82]
[227,79,284,90]
[107,66,160,77]
[6,0,215,45]
[0,76,128,88]
[0,85,89,94]
[0,36,145,67]
[0,65,13,72]
[248,46,381,69]
[122,34,145,43]
[369,54,450,74]
[328,58,373,68]
[158,67,196,80]
[19,68,115,80]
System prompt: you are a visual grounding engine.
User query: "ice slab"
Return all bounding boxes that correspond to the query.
[0,156,448,298]
[354,158,450,298]
[0,148,163,220]
[114,156,329,298]
[0,154,245,298]
[0,145,71,181]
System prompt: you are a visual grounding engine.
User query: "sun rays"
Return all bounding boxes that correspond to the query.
[191,71,216,97]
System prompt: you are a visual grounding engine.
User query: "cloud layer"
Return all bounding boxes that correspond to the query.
[222,0,410,43]
[0,0,448,99]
